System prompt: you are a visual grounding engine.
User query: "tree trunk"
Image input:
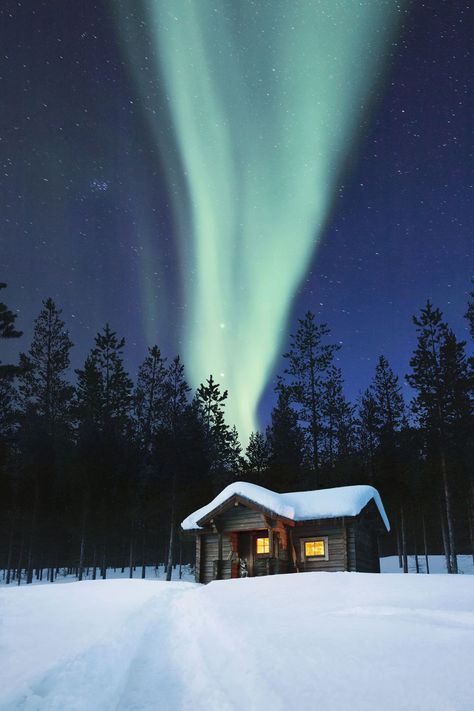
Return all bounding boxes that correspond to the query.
[439,450,457,573]
[78,503,87,582]
[421,503,430,574]
[400,504,408,573]
[412,505,419,574]
[395,519,402,568]
[439,494,451,574]
[16,535,24,586]
[26,482,39,584]
[129,536,134,579]
[5,519,14,585]
[166,501,175,582]
[141,530,146,579]
[469,477,474,565]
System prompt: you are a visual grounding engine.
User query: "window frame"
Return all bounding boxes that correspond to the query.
[300,536,329,562]
[255,534,271,557]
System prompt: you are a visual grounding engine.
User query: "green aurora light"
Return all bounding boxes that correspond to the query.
[117,1,404,443]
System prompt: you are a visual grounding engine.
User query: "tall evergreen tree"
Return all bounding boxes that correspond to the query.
[159,356,192,581]
[15,298,74,583]
[76,324,133,434]
[320,366,355,471]
[134,345,167,453]
[0,282,22,380]
[18,298,73,435]
[407,302,471,574]
[356,389,380,484]
[195,374,236,483]
[244,431,270,481]
[267,384,306,491]
[283,311,339,481]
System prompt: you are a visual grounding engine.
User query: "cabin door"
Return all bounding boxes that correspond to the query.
[238,533,253,577]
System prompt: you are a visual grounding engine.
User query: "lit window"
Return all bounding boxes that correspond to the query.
[256,537,270,555]
[305,540,325,557]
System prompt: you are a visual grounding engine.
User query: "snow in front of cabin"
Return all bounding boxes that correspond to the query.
[181,481,390,531]
[1,573,473,710]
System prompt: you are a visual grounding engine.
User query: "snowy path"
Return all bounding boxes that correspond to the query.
[1,574,474,710]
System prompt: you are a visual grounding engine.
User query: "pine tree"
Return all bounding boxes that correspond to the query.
[0,284,22,584]
[244,432,270,481]
[74,325,133,580]
[267,384,305,491]
[465,281,474,341]
[195,374,235,482]
[407,302,470,574]
[15,298,74,583]
[18,298,73,435]
[134,346,167,453]
[464,283,474,562]
[371,355,408,572]
[160,356,191,581]
[320,366,354,471]
[283,312,339,481]
[356,389,380,484]
[76,324,133,434]
[0,283,22,379]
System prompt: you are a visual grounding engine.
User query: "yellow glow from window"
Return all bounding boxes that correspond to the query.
[256,537,270,554]
[305,540,325,557]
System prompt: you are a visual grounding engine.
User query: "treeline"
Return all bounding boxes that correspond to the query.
[1,283,473,582]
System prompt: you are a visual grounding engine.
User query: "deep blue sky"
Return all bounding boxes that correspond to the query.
[1,1,472,431]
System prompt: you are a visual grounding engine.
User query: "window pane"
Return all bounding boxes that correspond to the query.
[305,540,325,557]
[256,537,270,554]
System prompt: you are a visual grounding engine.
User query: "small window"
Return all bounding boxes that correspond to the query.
[256,536,270,555]
[305,540,325,557]
[301,536,329,561]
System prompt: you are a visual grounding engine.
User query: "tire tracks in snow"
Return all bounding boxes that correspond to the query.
[6,585,194,711]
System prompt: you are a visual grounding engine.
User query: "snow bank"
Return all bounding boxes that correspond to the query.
[1,573,473,710]
[182,481,389,531]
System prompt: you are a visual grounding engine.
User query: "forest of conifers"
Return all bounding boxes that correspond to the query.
[1,281,473,583]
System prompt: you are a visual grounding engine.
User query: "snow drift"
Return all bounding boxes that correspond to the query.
[1,573,473,710]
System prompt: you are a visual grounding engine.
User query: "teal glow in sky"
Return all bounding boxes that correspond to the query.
[118,1,404,443]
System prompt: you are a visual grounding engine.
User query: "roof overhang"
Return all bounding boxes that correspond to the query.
[195,493,295,529]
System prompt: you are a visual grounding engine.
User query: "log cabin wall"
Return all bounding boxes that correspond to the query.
[199,532,233,583]
[292,520,347,573]
[217,505,267,531]
[346,520,380,573]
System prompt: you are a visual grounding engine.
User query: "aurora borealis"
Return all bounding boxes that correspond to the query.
[118,0,404,441]
[1,1,472,442]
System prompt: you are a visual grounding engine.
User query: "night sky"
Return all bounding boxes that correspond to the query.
[1,1,472,436]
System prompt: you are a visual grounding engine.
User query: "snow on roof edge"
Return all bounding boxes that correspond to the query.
[181,482,390,532]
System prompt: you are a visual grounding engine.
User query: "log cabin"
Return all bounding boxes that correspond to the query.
[181,482,390,583]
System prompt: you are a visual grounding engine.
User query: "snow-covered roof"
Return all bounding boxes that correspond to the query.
[181,482,390,532]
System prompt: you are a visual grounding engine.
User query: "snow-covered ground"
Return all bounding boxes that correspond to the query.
[1,572,473,710]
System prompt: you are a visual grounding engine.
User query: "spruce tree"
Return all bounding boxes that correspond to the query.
[0,282,22,380]
[244,432,270,481]
[407,302,470,574]
[196,374,236,483]
[160,356,191,581]
[267,384,305,491]
[320,366,354,472]
[371,355,408,572]
[135,346,167,453]
[356,389,380,484]
[76,324,133,434]
[18,298,73,435]
[283,311,339,481]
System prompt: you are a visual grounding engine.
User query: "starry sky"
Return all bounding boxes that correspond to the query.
[1,1,472,436]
